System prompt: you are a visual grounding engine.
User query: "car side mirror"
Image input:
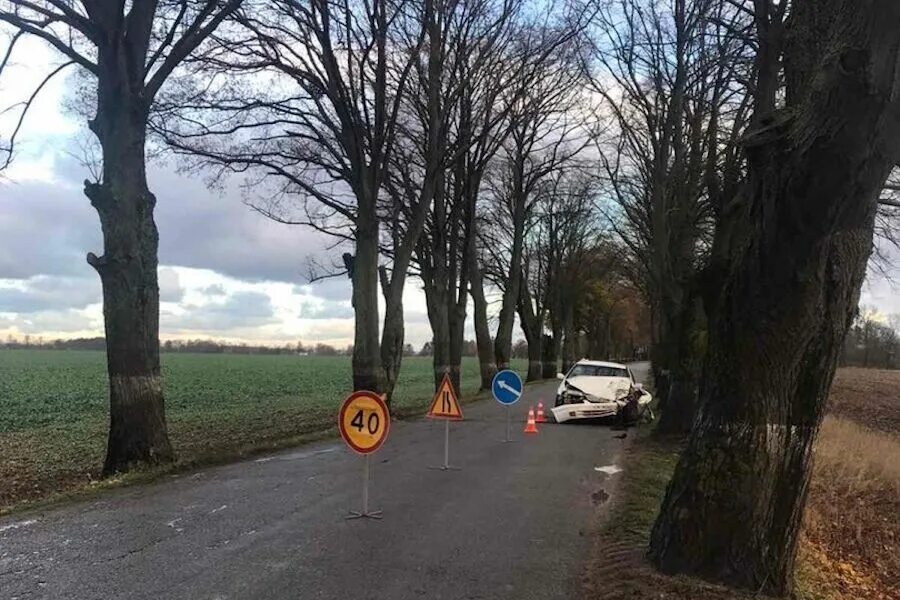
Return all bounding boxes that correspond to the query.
[633,383,644,392]
[556,373,565,380]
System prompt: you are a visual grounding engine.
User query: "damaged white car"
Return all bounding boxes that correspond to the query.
[551,360,653,424]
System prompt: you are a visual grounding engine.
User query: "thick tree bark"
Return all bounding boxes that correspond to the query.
[87,81,173,475]
[448,297,465,394]
[494,187,526,370]
[352,214,383,393]
[422,259,452,391]
[380,266,406,403]
[541,333,558,378]
[649,7,900,591]
[470,256,497,389]
[656,293,702,435]
[561,307,577,372]
[517,277,544,381]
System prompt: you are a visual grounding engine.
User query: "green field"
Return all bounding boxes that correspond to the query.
[0,349,526,512]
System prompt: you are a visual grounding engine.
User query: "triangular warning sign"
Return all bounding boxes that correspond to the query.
[427,374,463,420]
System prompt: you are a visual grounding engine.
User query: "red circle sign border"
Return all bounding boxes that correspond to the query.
[338,390,391,455]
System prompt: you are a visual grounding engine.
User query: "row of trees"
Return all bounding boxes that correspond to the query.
[1,335,332,354]
[0,0,649,477]
[840,310,900,369]
[604,0,900,594]
[3,0,899,596]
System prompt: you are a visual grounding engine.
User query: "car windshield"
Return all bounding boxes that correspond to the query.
[568,364,629,379]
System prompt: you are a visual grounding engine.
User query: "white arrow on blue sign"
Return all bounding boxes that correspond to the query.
[491,369,523,405]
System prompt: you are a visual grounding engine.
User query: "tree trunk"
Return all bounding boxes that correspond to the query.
[351,214,383,393]
[541,333,558,378]
[423,262,452,391]
[656,293,702,435]
[561,307,577,372]
[516,276,544,381]
[649,14,900,590]
[448,298,466,395]
[470,254,497,389]
[380,266,406,403]
[86,88,173,475]
[494,196,526,370]
[525,336,542,381]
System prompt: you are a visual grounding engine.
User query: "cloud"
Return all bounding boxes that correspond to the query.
[0,275,100,313]
[202,283,227,296]
[1,308,99,334]
[159,267,184,303]
[297,299,353,320]
[0,146,339,286]
[150,165,339,284]
[0,177,100,280]
[293,276,353,302]
[163,290,277,332]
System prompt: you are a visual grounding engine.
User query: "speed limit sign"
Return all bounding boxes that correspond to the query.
[338,390,390,455]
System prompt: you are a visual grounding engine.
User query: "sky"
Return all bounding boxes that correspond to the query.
[0,35,897,348]
[0,37,455,348]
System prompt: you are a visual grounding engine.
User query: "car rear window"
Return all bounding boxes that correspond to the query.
[568,364,629,378]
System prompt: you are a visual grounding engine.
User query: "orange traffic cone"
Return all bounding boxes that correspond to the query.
[536,401,546,423]
[524,407,539,434]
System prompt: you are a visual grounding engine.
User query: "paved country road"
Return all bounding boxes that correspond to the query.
[0,363,651,600]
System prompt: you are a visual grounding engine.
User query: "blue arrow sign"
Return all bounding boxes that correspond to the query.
[492,369,523,405]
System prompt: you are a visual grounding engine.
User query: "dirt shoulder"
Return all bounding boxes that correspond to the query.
[828,368,900,435]
[581,428,779,600]
[583,367,900,600]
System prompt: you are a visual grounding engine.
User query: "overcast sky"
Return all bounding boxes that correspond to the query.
[0,37,897,348]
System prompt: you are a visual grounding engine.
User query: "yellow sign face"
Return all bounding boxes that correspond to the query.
[339,391,390,454]
[427,374,463,420]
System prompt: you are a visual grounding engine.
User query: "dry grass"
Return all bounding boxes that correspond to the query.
[798,417,900,600]
[585,368,900,600]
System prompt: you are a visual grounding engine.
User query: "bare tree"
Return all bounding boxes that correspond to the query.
[649,0,900,593]
[0,0,241,474]
[516,169,597,380]
[464,16,583,390]
[385,0,522,395]
[480,38,591,372]
[406,0,590,393]
[588,0,752,432]
[156,0,428,400]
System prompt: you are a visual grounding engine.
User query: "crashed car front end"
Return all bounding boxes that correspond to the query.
[551,377,652,423]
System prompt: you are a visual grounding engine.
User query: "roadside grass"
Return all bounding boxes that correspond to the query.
[0,350,525,515]
[602,426,680,543]
[584,423,777,600]
[798,416,900,600]
[585,368,900,600]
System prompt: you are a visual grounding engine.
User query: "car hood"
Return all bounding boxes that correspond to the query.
[563,376,632,402]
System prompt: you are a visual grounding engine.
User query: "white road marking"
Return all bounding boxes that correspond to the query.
[0,520,37,534]
[594,465,623,475]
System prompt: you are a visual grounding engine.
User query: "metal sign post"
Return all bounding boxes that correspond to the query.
[347,453,382,520]
[338,390,390,520]
[426,374,463,471]
[429,419,460,471]
[492,370,523,443]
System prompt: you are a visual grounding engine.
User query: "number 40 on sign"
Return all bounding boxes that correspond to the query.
[339,391,390,454]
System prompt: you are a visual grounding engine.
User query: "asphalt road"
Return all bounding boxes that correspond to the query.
[0,362,650,600]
